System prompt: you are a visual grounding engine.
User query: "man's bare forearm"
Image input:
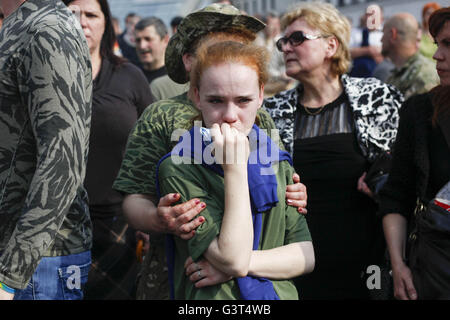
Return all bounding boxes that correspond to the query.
[122,194,162,233]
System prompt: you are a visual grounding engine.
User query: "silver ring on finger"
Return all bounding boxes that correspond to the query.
[197,270,203,279]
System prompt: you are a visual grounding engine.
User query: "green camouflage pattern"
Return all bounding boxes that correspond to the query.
[165,3,265,84]
[0,0,93,289]
[386,52,440,100]
[419,33,438,61]
[113,93,282,299]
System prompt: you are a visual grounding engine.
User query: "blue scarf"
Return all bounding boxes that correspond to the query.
[156,124,292,300]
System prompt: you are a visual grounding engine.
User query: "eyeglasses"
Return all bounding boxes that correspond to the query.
[275,31,323,52]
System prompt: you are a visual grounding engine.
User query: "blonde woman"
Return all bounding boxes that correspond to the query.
[264,2,403,299]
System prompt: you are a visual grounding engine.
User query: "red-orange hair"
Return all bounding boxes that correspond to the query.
[187,28,256,55]
[422,2,441,19]
[191,41,269,90]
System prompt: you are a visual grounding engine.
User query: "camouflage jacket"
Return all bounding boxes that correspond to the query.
[0,0,93,289]
[387,52,440,100]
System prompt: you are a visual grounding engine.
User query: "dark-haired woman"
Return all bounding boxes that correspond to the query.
[64,0,153,299]
[380,7,450,300]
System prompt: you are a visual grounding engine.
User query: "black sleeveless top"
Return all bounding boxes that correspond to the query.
[293,92,380,299]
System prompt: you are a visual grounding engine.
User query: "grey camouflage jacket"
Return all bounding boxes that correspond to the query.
[0,0,92,289]
[386,52,440,100]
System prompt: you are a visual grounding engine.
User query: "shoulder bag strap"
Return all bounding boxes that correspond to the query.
[437,113,450,150]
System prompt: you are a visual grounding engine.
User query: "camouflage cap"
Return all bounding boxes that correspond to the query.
[165,3,265,84]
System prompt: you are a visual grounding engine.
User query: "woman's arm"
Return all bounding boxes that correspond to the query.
[248,242,315,279]
[185,241,314,287]
[377,97,424,300]
[242,160,314,280]
[203,124,254,278]
[382,213,408,270]
[382,213,417,300]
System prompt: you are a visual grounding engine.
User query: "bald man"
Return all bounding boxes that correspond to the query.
[381,13,439,99]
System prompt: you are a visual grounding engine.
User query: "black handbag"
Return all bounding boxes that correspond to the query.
[364,152,392,200]
[408,181,450,300]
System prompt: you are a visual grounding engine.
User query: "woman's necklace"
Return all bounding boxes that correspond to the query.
[303,104,325,116]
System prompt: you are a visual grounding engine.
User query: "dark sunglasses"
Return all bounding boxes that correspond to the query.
[276,31,323,52]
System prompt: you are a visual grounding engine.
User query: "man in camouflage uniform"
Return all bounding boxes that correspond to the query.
[381,13,440,100]
[0,0,92,300]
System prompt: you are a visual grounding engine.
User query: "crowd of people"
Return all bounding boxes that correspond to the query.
[0,0,448,301]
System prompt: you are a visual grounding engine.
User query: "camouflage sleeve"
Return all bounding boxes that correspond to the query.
[403,75,439,101]
[0,25,92,289]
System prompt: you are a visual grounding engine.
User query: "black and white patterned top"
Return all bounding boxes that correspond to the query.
[264,75,404,162]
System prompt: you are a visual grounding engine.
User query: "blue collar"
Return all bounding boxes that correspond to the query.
[157,124,292,300]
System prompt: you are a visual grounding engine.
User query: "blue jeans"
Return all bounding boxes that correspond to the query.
[14,250,91,300]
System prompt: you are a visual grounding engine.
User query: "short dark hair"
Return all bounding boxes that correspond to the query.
[125,12,138,22]
[135,17,168,38]
[170,16,183,28]
[429,7,450,38]
[429,7,450,126]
